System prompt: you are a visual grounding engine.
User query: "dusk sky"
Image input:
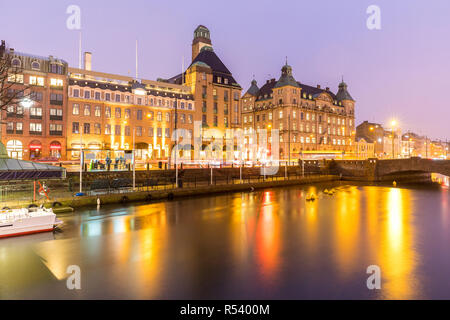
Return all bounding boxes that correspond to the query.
[1,0,449,139]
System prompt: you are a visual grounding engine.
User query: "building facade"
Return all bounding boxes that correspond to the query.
[67,54,195,163]
[355,137,375,159]
[0,41,68,161]
[241,63,356,161]
[356,121,385,157]
[382,128,402,159]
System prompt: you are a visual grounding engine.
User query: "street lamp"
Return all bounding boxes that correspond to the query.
[21,98,34,109]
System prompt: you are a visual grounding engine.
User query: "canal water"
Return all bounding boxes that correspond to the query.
[0,182,449,299]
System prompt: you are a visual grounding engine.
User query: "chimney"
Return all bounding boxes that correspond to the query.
[317,85,321,89]
[84,52,92,71]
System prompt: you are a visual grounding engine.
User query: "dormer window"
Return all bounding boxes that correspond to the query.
[11,58,21,67]
[31,61,40,70]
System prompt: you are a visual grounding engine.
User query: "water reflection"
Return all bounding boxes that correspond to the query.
[255,190,280,284]
[0,183,448,299]
[380,188,419,299]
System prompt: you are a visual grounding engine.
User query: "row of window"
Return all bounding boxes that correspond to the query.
[202,101,239,113]
[71,122,192,138]
[72,104,193,123]
[11,58,65,74]
[6,105,63,117]
[201,115,229,127]
[202,87,240,100]
[244,135,349,146]
[8,74,64,87]
[6,122,62,133]
[244,112,351,125]
[244,125,347,136]
[72,88,193,109]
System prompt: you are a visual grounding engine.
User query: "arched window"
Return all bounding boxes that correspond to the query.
[11,58,21,67]
[31,61,40,70]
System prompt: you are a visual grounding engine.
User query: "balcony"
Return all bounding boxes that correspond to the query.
[15,130,23,135]
[50,131,63,136]
[50,115,63,121]
[213,95,218,100]
[202,107,207,113]
[29,131,42,135]
[224,97,229,102]
[30,115,43,120]
[224,110,229,115]
[6,130,14,135]
[50,85,64,90]
[202,93,207,99]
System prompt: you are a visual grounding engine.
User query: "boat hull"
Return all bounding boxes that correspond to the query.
[0,226,55,238]
[0,210,61,239]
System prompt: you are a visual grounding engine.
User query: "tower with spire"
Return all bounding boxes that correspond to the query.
[336,78,355,117]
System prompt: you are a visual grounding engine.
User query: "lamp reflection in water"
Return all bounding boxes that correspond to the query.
[380,187,419,299]
[255,190,280,284]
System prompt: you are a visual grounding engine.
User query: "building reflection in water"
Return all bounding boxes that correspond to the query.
[333,186,361,279]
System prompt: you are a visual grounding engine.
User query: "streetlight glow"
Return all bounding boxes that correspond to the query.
[21,98,33,109]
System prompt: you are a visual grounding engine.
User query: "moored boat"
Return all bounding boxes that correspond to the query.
[0,207,62,238]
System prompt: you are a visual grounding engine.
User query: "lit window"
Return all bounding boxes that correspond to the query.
[84,105,91,116]
[72,104,79,115]
[30,76,44,86]
[8,74,23,83]
[50,78,64,87]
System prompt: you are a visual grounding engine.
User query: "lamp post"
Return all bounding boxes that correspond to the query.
[391,120,397,159]
[174,95,178,187]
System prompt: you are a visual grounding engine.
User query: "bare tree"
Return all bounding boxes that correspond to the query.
[0,41,32,112]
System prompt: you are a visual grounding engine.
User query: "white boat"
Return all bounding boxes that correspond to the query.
[0,207,62,238]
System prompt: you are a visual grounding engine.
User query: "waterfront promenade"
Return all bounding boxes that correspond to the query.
[0,165,337,209]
